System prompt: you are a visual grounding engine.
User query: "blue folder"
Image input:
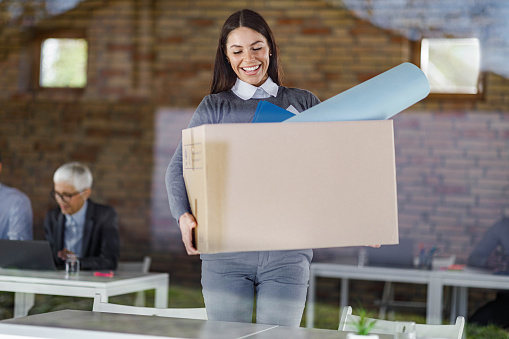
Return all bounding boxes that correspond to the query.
[252,101,295,123]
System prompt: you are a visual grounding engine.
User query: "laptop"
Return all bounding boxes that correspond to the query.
[366,238,415,268]
[0,239,58,271]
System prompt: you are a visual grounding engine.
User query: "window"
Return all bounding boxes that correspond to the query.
[33,30,88,90]
[419,38,482,95]
[40,38,88,88]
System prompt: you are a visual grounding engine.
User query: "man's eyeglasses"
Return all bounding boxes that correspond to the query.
[50,190,85,203]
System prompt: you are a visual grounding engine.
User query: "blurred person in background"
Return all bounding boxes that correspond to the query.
[467,216,509,328]
[44,162,119,270]
[0,151,33,240]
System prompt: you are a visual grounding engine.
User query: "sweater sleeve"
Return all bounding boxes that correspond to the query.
[298,87,321,109]
[309,91,321,108]
[166,140,190,222]
[166,96,220,222]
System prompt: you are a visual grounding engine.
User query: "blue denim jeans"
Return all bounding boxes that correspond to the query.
[200,249,312,326]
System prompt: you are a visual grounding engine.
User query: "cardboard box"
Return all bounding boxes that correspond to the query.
[183,120,398,253]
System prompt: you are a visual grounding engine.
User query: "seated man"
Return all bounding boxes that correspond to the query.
[467,216,509,328]
[0,152,33,240]
[44,162,119,270]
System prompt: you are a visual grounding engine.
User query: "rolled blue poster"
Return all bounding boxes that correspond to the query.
[284,62,430,122]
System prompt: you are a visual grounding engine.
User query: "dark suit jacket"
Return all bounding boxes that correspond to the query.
[43,200,120,270]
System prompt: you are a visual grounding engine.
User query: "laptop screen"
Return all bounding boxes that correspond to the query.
[0,239,57,271]
[366,238,415,268]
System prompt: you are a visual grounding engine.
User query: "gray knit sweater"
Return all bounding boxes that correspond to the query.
[165,86,320,221]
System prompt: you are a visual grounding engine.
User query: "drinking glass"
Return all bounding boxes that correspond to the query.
[65,254,80,278]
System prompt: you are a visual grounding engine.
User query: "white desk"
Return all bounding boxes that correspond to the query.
[440,268,509,323]
[306,263,441,328]
[306,262,509,328]
[0,309,395,339]
[0,268,168,317]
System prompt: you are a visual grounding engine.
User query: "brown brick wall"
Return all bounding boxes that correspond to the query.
[1,1,509,312]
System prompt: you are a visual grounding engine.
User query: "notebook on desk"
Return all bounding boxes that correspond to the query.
[0,239,58,271]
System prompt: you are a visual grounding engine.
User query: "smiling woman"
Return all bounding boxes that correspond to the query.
[210,9,282,94]
[225,27,271,87]
[166,8,321,328]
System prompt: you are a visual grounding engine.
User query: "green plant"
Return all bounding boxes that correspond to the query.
[351,307,377,335]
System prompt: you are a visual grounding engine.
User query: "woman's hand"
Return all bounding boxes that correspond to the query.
[179,213,201,255]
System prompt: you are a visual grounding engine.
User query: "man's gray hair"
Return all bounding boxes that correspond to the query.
[53,162,93,191]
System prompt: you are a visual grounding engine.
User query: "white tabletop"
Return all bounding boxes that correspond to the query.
[0,310,395,339]
[0,267,162,284]
[0,268,169,317]
[307,262,509,326]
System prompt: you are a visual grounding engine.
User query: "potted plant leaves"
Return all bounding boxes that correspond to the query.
[346,307,379,339]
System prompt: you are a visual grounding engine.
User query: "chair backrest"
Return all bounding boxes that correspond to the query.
[415,316,465,339]
[92,294,208,320]
[117,256,152,273]
[339,306,465,339]
[339,306,415,335]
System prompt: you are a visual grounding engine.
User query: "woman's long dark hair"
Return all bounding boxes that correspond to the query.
[210,9,282,94]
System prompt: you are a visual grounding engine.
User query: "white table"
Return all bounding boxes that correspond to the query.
[0,309,395,339]
[439,268,509,323]
[306,262,509,327]
[0,268,169,317]
[306,263,441,327]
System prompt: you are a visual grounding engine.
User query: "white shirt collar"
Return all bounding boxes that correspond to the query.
[231,77,279,100]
